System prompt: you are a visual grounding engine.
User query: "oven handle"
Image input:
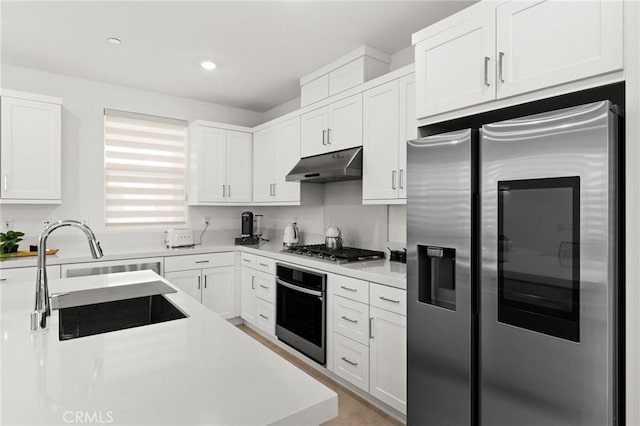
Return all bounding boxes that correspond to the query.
[276,278,323,297]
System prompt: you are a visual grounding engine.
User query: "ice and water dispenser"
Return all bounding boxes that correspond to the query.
[418,245,456,310]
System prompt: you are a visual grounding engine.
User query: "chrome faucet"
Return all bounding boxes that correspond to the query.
[31,220,103,332]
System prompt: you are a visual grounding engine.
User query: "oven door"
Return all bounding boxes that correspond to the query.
[276,278,326,365]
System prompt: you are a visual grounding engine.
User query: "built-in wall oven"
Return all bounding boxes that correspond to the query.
[275,264,327,365]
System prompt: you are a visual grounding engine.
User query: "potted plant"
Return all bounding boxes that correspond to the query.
[0,230,25,254]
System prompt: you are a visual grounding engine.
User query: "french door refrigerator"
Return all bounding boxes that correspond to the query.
[407,101,620,426]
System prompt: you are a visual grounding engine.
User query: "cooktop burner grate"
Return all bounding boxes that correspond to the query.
[282,244,385,263]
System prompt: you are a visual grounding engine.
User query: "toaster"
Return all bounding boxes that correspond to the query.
[165,229,194,248]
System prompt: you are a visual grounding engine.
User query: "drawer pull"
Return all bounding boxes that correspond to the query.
[340,286,357,292]
[195,260,210,264]
[369,317,374,339]
[251,276,255,290]
[341,357,358,367]
[197,276,201,290]
[259,314,269,320]
[0,278,7,282]
[258,263,269,267]
[379,296,401,304]
[341,315,358,324]
[243,259,252,263]
[259,284,269,289]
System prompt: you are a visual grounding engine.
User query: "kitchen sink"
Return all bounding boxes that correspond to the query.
[53,281,187,341]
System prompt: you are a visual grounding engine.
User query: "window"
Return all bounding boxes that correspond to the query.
[104,110,188,227]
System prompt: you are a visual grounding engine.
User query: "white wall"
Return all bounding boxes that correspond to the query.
[0,64,263,249]
[389,46,414,71]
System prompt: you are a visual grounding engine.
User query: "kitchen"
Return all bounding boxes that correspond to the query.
[1,1,639,425]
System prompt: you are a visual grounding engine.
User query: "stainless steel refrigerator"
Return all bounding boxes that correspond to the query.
[407,101,620,426]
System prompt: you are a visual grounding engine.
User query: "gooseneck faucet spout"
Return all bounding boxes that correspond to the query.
[31,220,103,332]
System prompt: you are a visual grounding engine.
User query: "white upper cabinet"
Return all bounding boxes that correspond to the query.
[414,10,495,119]
[189,122,252,205]
[253,116,311,205]
[301,93,363,158]
[495,0,623,98]
[0,92,62,203]
[273,117,301,202]
[362,72,416,204]
[412,0,623,119]
[363,80,400,202]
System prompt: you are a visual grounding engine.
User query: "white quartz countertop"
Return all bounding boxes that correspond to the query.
[0,237,406,289]
[0,270,337,425]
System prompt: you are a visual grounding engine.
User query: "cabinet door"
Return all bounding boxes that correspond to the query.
[496,0,622,99]
[253,127,276,202]
[398,74,417,200]
[0,96,61,200]
[225,131,252,202]
[300,107,328,158]
[415,10,495,119]
[197,126,226,202]
[363,80,399,202]
[274,116,301,203]
[369,306,407,414]
[202,266,236,319]
[240,267,257,324]
[165,270,202,302]
[327,93,362,152]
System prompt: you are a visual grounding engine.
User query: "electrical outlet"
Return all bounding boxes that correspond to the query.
[2,219,13,231]
[203,216,211,226]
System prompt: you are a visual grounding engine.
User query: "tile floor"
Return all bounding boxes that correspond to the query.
[236,324,404,426]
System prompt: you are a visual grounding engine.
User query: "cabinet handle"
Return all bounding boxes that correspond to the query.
[399,169,404,189]
[259,284,269,289]
[273,183,276,197]
[484,56,490,87]
[322,129,327,145]
[204,276,207,289]
[259,314,269,320]
[0,278,7,282]
[341,315,358,324]
[3,176,7,191]
[197,276,201,290]
[222,184,226,197]
[498,51,505,83]
[228,185,231,198]
[258,263,269,267]
[369,317,374,339]
[392,170,397,190]
[243,259,252,263]
[379,296,401,304]
[195,260,210,264]
[327,128,331,144]
[251,276,255,290]
[341,357,358,367]
[340,286,357,292]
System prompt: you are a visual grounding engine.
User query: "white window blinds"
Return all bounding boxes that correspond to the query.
[104,110,188,227]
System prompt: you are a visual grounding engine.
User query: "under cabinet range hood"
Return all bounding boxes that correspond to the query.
[286,147,363,183]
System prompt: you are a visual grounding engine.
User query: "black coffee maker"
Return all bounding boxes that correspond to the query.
[236,211,259,245]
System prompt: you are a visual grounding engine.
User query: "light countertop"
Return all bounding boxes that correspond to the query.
[0,234,406,289]
[0,270,337,425]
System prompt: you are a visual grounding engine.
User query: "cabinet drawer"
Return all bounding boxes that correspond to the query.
[0,265,60,284]
[255,256,275,274]
[333,333,369,392]
[256,298,275,336]
[240,252,256,269]
[164,252,234,272]
[256,271,275,304]
[332,274,368,304]
[333,295,369,346]
[370,283,406,316]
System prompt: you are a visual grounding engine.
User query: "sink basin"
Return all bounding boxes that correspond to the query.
[52,281,187,341]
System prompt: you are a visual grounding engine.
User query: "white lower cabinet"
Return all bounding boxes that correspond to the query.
[333,333,370,392]
[328,273,407,414]
[164,252,236,319]
[369,306,407,414]
[240,254,276,336]
[0,265,60,284]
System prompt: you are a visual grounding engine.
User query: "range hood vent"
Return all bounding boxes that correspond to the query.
[286,147,363,183]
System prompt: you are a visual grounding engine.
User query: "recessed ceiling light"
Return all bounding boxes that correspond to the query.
[200,61,217,71]
[107,37,122,45]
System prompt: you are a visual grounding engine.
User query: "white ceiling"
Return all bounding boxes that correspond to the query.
[1,1,473,112]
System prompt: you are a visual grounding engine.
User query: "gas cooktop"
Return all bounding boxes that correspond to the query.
[281,244,385,264]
